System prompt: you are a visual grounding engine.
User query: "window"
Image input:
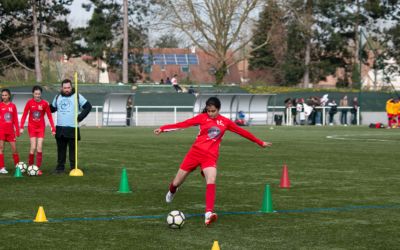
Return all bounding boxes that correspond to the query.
[165,54,176,64]
[153,54,165,65]
[181,65,190,73]
[176,54,188,65]
[187,54,199,64]
[144,65,152,73]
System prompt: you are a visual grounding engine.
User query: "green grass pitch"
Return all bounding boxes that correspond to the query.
[1,126,400,249]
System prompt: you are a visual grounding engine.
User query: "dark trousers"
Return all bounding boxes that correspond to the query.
[173,85,182,92]
[56,136,75,170]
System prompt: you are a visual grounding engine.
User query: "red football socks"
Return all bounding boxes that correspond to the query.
[169,183,178,193]
[205,184,216,212]
[28,153,34,165]
[12,153,19,165]
[0,154,4,168]
[36,152,42,167]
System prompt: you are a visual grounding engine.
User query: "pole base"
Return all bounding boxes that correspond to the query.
[69,168,84,177]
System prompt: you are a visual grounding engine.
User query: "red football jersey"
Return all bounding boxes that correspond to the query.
[0,102,19,136]
[20,99,55,132]
[160,113,264,159]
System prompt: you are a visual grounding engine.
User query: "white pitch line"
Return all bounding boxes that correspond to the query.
[326,134,399,142]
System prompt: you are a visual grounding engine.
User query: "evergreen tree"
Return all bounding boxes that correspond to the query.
[0,0,72,81]
[77,0,151,83]
[249,2,280,70]
[154,34,180,48]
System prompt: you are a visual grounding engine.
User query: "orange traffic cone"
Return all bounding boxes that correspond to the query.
[279,164,291,188]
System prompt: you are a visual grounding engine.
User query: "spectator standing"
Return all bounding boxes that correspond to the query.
[126,97,133,126]
[296,98,306,125]
[166,77,172,85]
[351,96,359,125]
[284,98,293,125]
[339,95,348,126]
[327,99,338,125]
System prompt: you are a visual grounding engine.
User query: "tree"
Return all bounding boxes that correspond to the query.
[154,0,264,85]
[0,0,72,82]
[78,0,151,83]
[154,34,180,48]
[249,0,282,70]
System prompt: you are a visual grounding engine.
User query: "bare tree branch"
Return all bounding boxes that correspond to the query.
[154,0,263,84]
[0,39,34,72]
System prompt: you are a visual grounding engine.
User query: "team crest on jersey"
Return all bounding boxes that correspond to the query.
[33,111,41,120]
[216,120,225,126]
[4,112,12,122]
[59,98,72,111]
[38,105,43,110]
[208,126,221,139]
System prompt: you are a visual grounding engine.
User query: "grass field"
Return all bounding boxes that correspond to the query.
[1,126,400,249]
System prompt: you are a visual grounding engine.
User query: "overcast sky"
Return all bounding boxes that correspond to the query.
[67,0,92,28]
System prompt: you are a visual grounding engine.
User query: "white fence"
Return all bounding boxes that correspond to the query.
[278,106,361,126]
[133,106,194,126]
[29,105,386,127]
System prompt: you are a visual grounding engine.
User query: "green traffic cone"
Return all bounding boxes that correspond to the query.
[260,184,273,213]
[118,168,132,193]
[14,166,23,178]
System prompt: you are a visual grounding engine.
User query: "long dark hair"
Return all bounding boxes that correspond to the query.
[202,97,221,113]
[32,85,43,93]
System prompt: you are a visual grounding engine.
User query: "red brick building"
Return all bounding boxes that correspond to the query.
[139,48,241,84]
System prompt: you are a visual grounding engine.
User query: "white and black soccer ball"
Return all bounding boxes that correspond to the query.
[166,210,185,229]
[27,165,41,176]
[15,162,27,173]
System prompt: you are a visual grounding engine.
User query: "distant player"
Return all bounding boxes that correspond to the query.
[386,98,397,128]
[394,98,400,127]
[0,89,20,174]
[154,97,272,226]
[20,85,55,171]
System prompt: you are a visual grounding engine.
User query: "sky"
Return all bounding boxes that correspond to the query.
[67,0,92,28]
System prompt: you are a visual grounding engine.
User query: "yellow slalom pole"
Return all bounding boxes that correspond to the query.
[70,72,83,177]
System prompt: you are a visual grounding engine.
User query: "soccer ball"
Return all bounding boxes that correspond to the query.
[15,162,27,173]
[27,165,42,176]
[166,210,185,229]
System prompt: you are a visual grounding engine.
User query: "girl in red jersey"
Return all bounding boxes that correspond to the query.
[0,89,20,174]
[20,86,55,172]
[154,97,272,226]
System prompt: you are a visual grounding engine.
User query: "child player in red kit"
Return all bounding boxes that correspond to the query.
[0,89,20,174]
[154,97,272,226]
[20,85,55,173]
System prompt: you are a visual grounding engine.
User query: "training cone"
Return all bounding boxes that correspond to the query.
[14,167,23,178]
[69,168,84,177]
[260,184,273,213]
[118,168,132,193]
[279,164,291,188]
[211,241,220,250]
[34,206,48,223]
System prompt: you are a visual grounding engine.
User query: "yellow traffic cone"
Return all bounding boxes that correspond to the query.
[211,240,220,250]
[33,206,48,222]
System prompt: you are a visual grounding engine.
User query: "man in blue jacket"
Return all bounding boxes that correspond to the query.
[50,79,92,174]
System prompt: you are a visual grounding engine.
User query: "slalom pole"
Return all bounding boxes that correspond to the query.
[70,72,83,177]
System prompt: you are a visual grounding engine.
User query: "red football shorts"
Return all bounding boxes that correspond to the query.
[180,149,217,172]
[28,127,45,138]
[0,132,16,142]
